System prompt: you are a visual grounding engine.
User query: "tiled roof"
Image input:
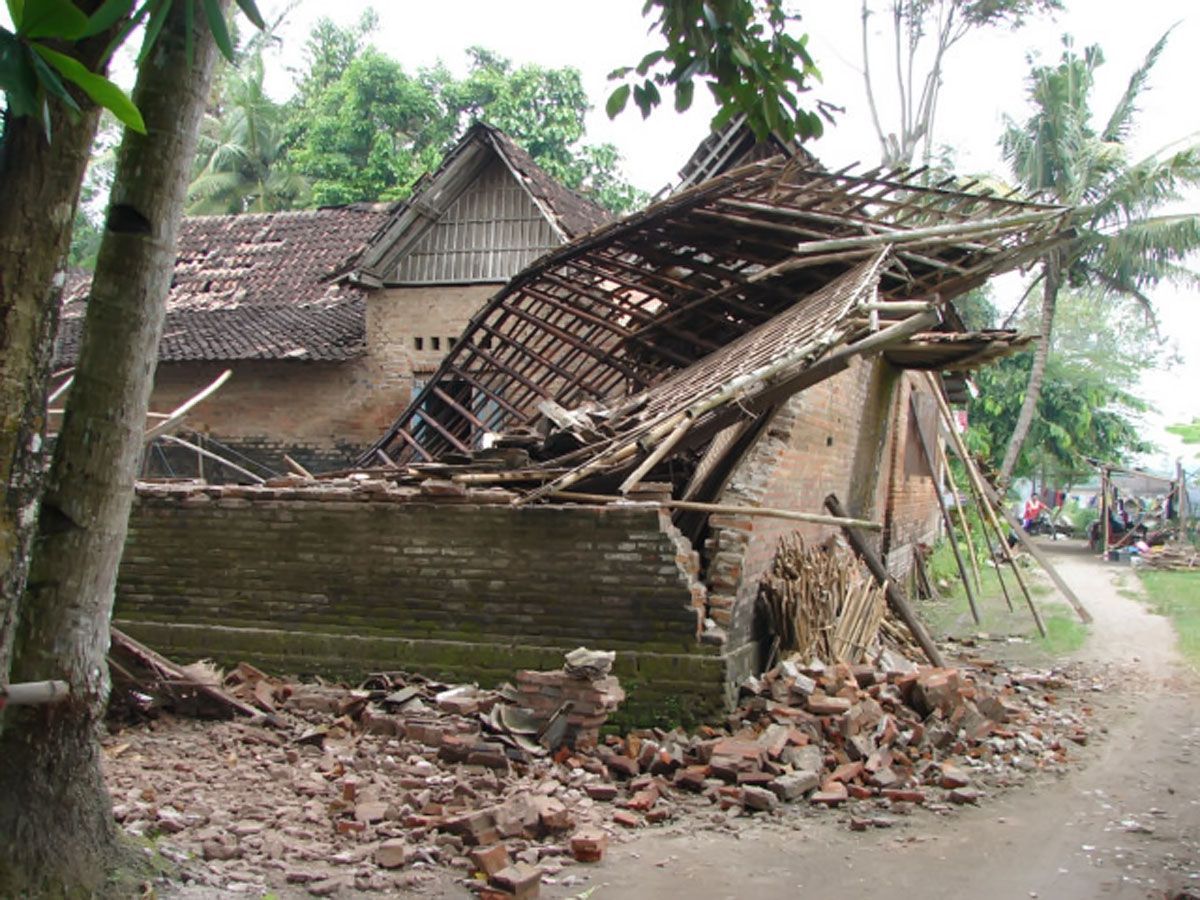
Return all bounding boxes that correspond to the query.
[487,127,613,238]
[55,203,394,364]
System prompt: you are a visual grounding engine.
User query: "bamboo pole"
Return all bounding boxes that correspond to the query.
[551,490,884,531]
[976,478,1093,624]
[0,680,70,707]
[941,442,982,592]
[159,434,265,485]
[1101,467,1111,554]
[928,381,1026,620]
[910,396,981,624]
[143,369,233,443]
[620,413,694,495]
[825,493,946,667]
[47,374,74,405]
[283,454,314,479]
[923,374,1046,637]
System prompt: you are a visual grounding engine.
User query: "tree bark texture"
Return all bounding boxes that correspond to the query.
[999,251,1062,484]
[0,3,226,894]
[0,17,116,682]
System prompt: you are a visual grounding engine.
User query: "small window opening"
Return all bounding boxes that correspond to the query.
[432,336,441,351]
[414,337,424,351]
[448,336,457,348]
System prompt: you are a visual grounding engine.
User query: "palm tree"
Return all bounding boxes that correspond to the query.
[188,50,309,214]
[997,32,1200,483]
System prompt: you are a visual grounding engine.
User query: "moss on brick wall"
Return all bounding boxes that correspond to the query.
[116,491,728,725]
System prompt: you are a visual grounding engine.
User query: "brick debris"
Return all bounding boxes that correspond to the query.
[104,645,1094,898]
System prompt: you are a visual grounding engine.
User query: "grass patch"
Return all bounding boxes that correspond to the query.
[1136,569,1200,668]
[922,537,1088,660]
[1039,608,1089,655]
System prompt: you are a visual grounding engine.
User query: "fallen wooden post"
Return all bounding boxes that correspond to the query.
[159,434,265,485]
[825,493,946,668]
[941,447,983,592]
[144,369,232,442]
[552,491,884,531]
[0,680,70,708]
[109,626,263,721]
[283,454,314,479]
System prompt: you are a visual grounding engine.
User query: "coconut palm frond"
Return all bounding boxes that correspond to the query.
[1101,26,1173,144]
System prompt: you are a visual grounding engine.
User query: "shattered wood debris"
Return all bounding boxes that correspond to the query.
[104,644,1093,897]
[758,535,888,666]
[1137,544,1200,571]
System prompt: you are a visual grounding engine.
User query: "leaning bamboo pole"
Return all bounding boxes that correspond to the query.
[909,395,980,624]
[940,441,983,593]
[923,373,1046,637]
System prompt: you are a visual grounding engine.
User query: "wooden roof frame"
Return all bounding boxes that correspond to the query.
[359,157,1071,467]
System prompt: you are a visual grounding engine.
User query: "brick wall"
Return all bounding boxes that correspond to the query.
[703,358,939,670]
[142,284,499,478]
[373,284,499,376]
[116,486,725,726]
[880,375,942,578]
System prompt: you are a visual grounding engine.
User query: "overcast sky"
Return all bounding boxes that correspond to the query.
[254,0,1197,471]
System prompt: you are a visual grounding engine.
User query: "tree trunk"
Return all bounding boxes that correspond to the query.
[999,252,1062,485]
[0,3,226,893]
[0,15,118,681]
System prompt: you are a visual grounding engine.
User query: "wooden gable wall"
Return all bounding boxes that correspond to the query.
[391,158,561,284]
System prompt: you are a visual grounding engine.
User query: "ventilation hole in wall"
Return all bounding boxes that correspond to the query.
[414,337,424,351]
[432,337,441,351]
[826,436,833,447]
[448,337,457,348]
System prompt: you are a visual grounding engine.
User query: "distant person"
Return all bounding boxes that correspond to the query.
[1022,494,1047,531]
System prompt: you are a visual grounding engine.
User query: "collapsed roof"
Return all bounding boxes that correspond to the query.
[360,157,1070,485]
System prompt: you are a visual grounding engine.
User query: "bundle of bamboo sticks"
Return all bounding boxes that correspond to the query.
[759,534,887,665]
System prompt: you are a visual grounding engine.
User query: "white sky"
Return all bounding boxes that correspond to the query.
[256,0,1198,471]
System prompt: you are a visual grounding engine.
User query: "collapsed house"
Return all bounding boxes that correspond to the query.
[109,147,1067,724]
[55,123,611,477]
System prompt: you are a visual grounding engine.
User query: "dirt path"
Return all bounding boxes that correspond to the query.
[557,541,1199,900]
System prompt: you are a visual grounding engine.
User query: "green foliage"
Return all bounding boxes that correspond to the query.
[607,0,830,142]
[995,31,1200,478]
[285,48,444,206]
[1167,419,1200,456]
[2,0,268,139]
[281,26,644,212]
[967,335,1152,481]
[189,47,307,213]
[1,0,143,134]
[1002,34,1200,311]
[436,49,647,213]
[67,115,117,267]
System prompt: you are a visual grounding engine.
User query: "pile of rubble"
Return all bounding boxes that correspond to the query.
[103,647,1093,897]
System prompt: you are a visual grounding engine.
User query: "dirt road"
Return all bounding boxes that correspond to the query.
[559,541,1199,900]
